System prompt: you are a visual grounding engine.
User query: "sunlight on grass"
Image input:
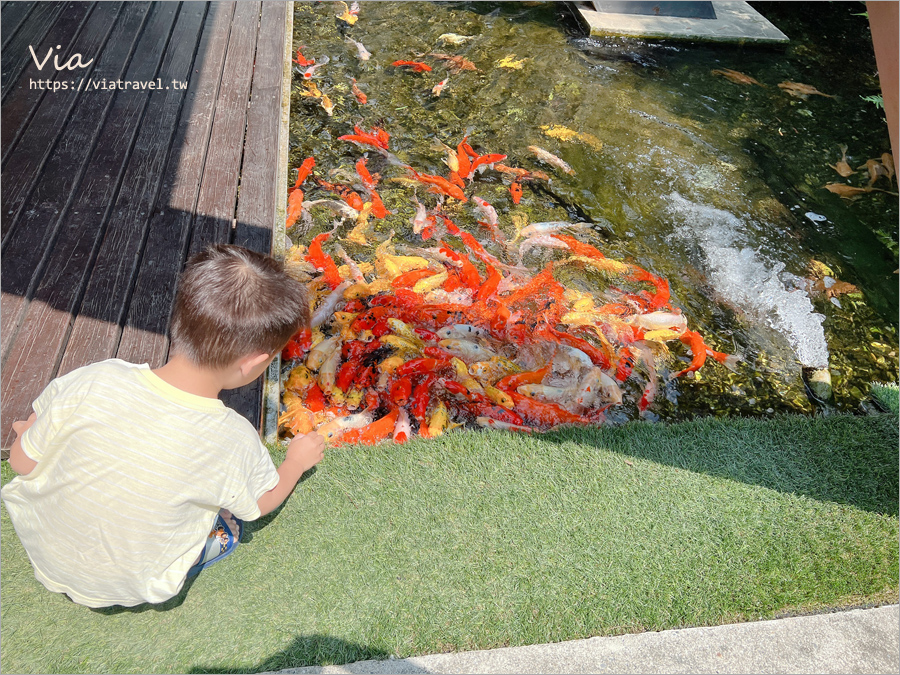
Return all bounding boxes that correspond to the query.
[2,413,897,673]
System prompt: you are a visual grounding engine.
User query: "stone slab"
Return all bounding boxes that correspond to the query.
[573,0,789,43]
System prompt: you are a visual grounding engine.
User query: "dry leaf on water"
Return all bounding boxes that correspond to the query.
[828,144,855,177]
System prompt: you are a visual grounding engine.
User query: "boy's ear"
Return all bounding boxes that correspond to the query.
[239,352,272,376]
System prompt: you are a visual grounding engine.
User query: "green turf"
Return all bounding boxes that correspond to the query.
[2,413,897,673]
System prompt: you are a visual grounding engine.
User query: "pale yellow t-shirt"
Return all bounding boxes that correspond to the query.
[1,359,279,608]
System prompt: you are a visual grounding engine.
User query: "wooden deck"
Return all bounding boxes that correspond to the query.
[1,1,292,447]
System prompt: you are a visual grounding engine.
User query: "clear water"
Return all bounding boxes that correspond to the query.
[289,1,898,419]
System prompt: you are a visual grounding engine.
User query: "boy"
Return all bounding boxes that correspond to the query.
[2,244,324,608]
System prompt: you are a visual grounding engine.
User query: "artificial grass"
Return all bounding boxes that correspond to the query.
[1,412,897,673]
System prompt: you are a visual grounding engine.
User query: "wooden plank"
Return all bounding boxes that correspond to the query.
[232,1,284,252]
[0,2,122,224]
[56,2,209,381]
[1,3,151,246]
[0,2,161,362]
[117,2,235,368]
[0,1,92,153]
[0,1,63,100]
[187,0,260,257]
[1,1,36,51]
[222,1,287,425]
[0,2,178,444]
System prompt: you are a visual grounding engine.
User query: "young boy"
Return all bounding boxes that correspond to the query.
[2,244,324,608]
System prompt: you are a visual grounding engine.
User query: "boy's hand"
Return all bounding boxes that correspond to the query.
[285,432,325,474]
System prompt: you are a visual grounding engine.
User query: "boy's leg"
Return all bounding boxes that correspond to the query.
[186,509,243,578]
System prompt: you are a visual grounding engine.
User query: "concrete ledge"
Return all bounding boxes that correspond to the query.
[574,1,789,43]
[268,605,899,674]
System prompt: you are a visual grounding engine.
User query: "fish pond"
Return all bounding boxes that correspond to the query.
[284,1,898,433]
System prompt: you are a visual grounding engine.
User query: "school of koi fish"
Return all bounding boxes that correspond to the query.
[278,4,740,447]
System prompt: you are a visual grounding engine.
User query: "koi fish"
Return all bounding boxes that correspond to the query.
[392,60,432,73]
[407,168,467,201]
[338,124,390,151]
[778,81,834,99]
[475,417,533,433]
[393,408,412,443]
[429,53,478,74]
[432,77,449,97]
[711,68,764,87]
[285,188,304,230]
[311,281,352,328]
[346,36,370,61]
[468,153,507,178]
[335,1,358,24]
[302,55,330,80]
[507,391,588,428]
[437,33,475,46]
[517,234,569,263]
[439,339,498,363]
[292,47,315,67]
[519,221,588,239]
[527,145,575,175]
[320,94,335,116]
[300,81,323,99]
[472,196,499,227]
[339,409,403,447]
[509,179,523,204]
[350,77,367,105]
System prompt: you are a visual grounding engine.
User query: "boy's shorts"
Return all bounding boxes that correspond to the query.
[186,512,243,578]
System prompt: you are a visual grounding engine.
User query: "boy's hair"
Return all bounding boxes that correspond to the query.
[170,244,309,368]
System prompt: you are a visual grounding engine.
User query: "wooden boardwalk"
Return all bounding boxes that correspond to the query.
[1,1,292,447]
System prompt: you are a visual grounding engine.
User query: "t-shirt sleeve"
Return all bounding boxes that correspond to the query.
[219,422,280,521]
[19,375,72,462]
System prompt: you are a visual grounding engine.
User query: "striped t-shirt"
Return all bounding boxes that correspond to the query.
[1,359,279,608]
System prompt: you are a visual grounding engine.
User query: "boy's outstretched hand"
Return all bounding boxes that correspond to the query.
[258,433,325,516]
[287,432,325,474]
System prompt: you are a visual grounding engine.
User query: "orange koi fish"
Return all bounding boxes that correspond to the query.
[354,157,378,190]
[292,157,316,189]
[338,125,390,151]
[507,391,587,428]
[305,232,343,289]
[456,136,472,181]
[628,267,671,312]
[292,47,315,67]
[495,365,551,392]
[509,179,523,204]
[392,60,432,73]
[407,168,467,201]
[350,77,367,105]
[338,408,401,446]
[551,234,606,260]
[285,188,304,229]
[467,153,507,178]
[674,330,707,378]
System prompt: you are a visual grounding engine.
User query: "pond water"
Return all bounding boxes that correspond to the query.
[287,1,898,423]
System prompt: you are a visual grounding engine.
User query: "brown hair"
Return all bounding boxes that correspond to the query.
[170,244,309,368]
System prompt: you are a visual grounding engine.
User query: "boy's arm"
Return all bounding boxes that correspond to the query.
[257,432,324,516]
[7,413,38,475]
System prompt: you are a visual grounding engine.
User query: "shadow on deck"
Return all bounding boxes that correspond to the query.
[1,1,291,447]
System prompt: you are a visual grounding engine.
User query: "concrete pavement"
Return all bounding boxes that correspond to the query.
[270,604,899,674]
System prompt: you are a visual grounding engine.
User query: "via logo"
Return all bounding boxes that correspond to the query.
[29,45,93,71]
